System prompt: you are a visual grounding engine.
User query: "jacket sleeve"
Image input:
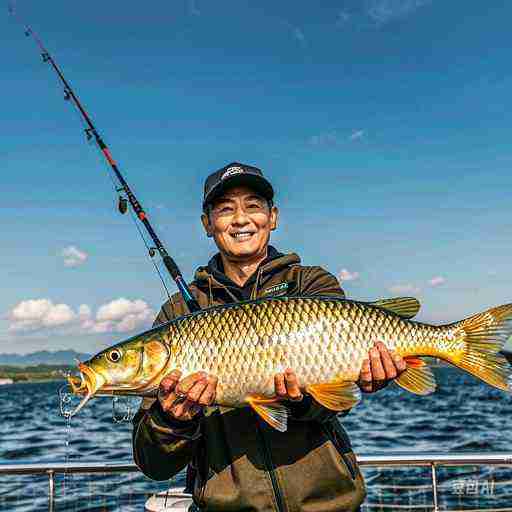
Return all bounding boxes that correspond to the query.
[132,397,202,481]
[290,265,350,422]
[132,297,200,481]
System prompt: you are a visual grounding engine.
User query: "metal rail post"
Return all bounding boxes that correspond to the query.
[47,469,55,512]
[431,462,438,512]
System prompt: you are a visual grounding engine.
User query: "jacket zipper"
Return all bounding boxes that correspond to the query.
[321,423,357,480]
[255,420,286,512]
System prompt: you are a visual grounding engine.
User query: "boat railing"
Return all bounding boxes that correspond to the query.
[0,452,511,511]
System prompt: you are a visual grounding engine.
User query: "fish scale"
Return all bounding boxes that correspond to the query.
[169,298,425,405]
[69,296,512,429]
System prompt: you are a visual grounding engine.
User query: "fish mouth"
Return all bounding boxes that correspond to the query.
[65,362,105,417]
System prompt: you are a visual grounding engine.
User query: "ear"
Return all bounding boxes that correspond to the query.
[201,213,213,238]
[269,206,279,231]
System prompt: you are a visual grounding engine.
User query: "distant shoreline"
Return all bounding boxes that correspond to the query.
[0,378,67,386]
[0,363,74,384]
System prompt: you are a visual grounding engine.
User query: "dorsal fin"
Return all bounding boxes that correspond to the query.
[371,297,421,319]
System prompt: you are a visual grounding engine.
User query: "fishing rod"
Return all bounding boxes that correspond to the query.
[10,5,201,315]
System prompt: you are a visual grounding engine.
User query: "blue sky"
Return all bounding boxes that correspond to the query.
[2,0,511,354]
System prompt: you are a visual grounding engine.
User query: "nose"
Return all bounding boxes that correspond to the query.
[232,205,250,226]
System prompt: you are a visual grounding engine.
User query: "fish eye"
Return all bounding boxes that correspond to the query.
[107,349,122,363]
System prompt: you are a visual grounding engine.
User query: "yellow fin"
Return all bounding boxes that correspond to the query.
[371,297,421,319]
[396,360,436,395]
[447,303,512,391]
[246,395,289,432]
[306,381,361,411]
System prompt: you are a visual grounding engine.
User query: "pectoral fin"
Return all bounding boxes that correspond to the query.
[306,381,361,411]
[246,395,289,432]
[395,357,436,395]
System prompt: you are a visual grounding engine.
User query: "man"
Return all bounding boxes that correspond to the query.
[133,162,406,511]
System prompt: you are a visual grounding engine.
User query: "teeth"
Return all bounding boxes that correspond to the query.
[232,232,253,239]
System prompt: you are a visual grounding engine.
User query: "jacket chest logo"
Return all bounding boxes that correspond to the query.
[262,282,289,296]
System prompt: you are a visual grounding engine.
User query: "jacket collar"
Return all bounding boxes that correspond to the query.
[194,246,300,291]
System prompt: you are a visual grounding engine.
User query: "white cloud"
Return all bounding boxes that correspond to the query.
[366,0,432,25]
[7,298,154,335]
[93,298,154,333]
[8,299,76,332]
[61,246,88,268]
[349,129,365,141]
[388,283,421,295]
[429,276,445,287]
[339,269,360,282]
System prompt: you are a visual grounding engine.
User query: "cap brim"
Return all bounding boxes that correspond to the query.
[203,174,274,210]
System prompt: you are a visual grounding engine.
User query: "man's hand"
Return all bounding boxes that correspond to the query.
[158,369,218,421]
[274,368,304,402]
[357,341,407,393]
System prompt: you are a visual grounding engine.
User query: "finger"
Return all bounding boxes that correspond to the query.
[359,359,371,382]
[176,371,207,395]
[274,373,287,397]
[370,346,385,381]
[392,352,407,374]
[186,377,208,403]
[160,390,178,412]
[173,398,196,420]
[159,369,182,395]
[198,375,218,406]
[376,342,397,379]
[358,359,373,392]
[284,369,303,401]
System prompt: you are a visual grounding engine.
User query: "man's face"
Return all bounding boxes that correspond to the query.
[201,186,278,260]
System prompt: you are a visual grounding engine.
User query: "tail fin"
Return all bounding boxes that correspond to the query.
[449,303,512,391]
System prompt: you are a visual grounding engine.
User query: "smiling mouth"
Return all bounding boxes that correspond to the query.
[231,231,255,241]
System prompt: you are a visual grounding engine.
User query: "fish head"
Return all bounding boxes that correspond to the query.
[67,332,170,417]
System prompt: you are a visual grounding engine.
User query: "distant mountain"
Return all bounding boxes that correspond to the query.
[0,350,91,366]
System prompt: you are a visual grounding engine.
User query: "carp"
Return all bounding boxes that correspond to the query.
[68,296,512,431]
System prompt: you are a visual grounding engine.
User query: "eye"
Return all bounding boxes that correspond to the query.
[107,349,122,363]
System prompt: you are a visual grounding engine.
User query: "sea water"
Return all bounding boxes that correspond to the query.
[0,367,510,511]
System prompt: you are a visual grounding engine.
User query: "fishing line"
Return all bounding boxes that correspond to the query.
[88,136,174,320]
[127,206,174,317]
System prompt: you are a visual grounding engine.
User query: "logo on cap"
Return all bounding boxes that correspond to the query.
[222,166,244,180]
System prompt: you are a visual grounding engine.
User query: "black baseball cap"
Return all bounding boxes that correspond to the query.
[202,162,274,211]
